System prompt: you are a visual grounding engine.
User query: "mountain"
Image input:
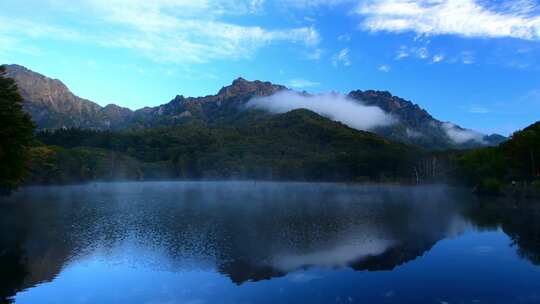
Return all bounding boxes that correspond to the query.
[4,64,133,129]
[348,90,506,149]
[131,77,285,128]
[4,64,505,150]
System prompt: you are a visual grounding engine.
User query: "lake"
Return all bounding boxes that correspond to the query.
[1,182,540,304]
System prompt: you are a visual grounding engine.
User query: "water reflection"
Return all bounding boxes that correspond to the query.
[0,182,539,303]
[465,197,540,266]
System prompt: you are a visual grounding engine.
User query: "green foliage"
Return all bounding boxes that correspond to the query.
[458,147,507,185]
[28,145,161,184]
[34,109,422,183]
[457,121,540,195]
[501,122,540,180]
[0,65,35,194]
[478,178,503,195]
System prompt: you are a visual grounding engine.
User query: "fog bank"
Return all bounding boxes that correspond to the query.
[442,122,486,144]
[247,91,395,131]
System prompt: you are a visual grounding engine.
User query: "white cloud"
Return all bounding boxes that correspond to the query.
[337,33,352,42]
[442,122,486,144]
[0,36,27,56]
[395,46,410,60]
[0,0,320,64]
[102,22,320,63]
[378,65,391,72]
[432,54,445,63]
[88,0,321,62]
[394,45,430,61]
[357,0,540,41]
[461,51,475,64]
[306,48,324,60]
[288,78,320,89]
[445,50,475,64]
[247,90,396,131]
[416,47,428,59]
[0,16,83,41]
[332,48,352,67]
[249,0,266,13]
[279,0,352,9]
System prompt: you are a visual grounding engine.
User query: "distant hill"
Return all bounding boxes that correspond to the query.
[4,64,505,150]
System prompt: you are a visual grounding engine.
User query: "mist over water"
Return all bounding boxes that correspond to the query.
[1,182,540,304]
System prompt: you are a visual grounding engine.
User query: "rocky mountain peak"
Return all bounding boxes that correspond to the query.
[348,89,435,125]
[3,64,134,129]
[4,64,83,111]
[349,90,427,114]
[217,77,285,97]
[347,89,505,149]
[232,77,248,84]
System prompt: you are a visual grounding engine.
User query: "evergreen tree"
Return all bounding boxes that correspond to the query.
[0,65,35,195]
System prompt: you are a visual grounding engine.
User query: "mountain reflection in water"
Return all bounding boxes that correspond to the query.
[1,182,539,304]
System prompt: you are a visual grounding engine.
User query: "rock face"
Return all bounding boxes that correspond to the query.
[132,77,286,128]
[4,64,505,149]
[348,90,506,149]
[4,64,133,129]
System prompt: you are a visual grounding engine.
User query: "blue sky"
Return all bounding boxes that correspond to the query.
[1,0,539,135]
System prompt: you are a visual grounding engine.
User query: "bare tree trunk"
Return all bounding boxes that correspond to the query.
[110,152,114,179]
[432,156,437,178]
[531,149,536,179]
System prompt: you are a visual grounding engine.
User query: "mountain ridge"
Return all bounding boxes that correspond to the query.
[348,89,506,149]
[4,64,134,129]
[4,64,505,150]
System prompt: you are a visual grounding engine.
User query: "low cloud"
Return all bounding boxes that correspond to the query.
[406,128,422,138]
[442,122,486,144]
[247,90,395,131]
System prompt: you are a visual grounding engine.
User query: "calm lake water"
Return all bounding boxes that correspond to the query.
[1,182,540,304]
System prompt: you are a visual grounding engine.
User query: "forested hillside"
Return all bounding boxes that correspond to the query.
[459,121,540,196]
[32,109,421,184]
